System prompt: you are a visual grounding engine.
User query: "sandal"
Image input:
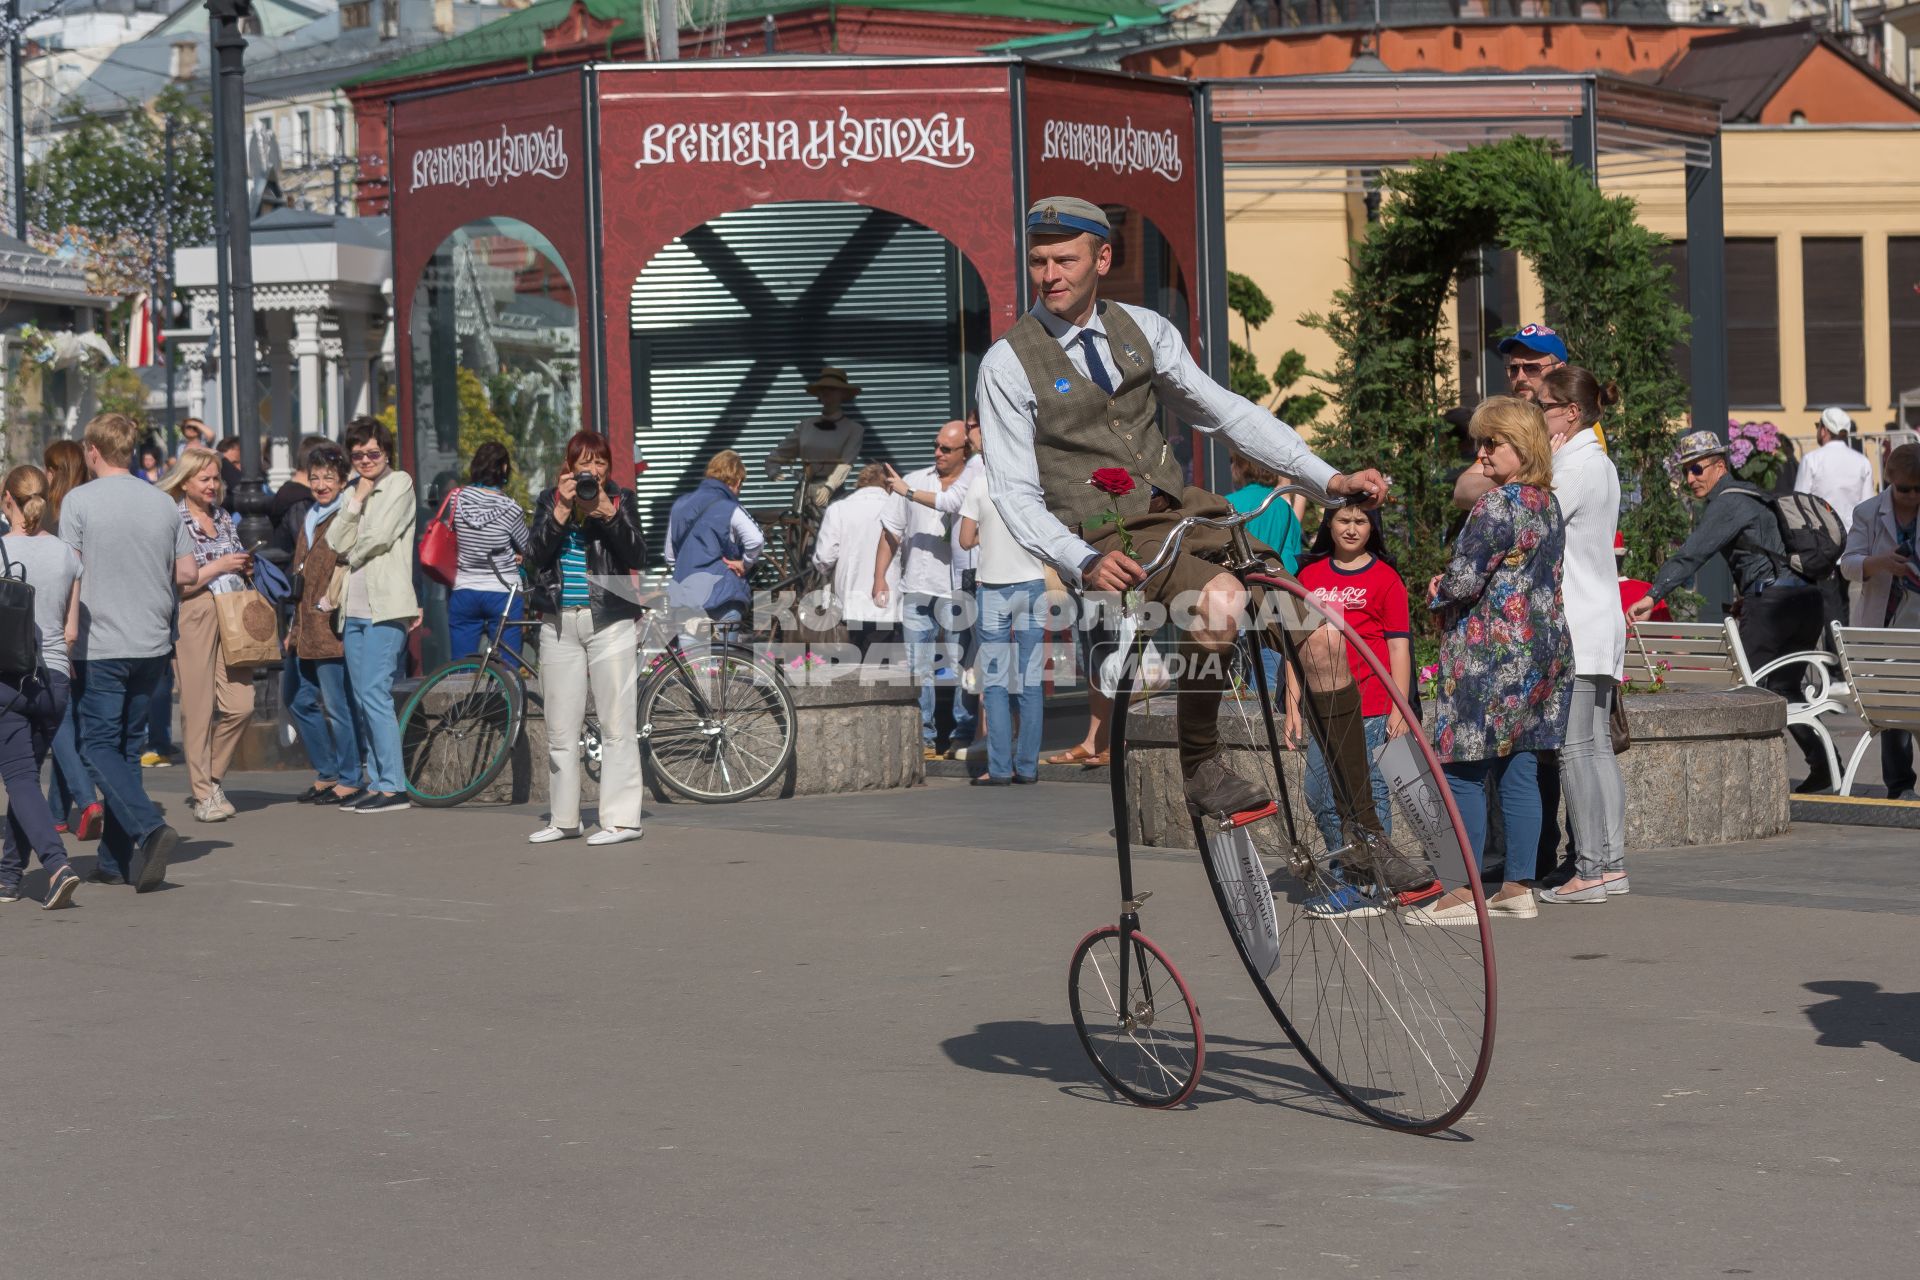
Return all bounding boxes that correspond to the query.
[1044,745,1098,766]
[1080,750,1111,768]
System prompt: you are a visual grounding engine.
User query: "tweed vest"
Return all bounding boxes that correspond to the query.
[1005,302,1185,532]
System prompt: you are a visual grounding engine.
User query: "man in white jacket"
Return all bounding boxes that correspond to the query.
[1838,443,1920,800]
[1796,408,1876,533]
[812,465,901,660]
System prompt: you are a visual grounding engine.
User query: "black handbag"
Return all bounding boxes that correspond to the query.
[0,542,40,677]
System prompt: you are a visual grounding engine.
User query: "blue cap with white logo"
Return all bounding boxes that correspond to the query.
[1496,323,1568,363]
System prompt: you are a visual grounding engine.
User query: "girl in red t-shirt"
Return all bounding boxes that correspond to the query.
[1287,507,1414,881]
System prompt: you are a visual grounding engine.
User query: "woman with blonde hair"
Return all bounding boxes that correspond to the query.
[40,437,99,836]
[160,446,256,822]
[1415,395,1574,925]
[0,465,85,908]
[665,449,763,627]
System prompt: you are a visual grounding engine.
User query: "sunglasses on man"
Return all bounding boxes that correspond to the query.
[1895,483,1920,496]
[1506,359,1554,378]
[1684,462,1716,478]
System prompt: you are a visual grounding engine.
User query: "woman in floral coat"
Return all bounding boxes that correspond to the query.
[1416,396,1574,925]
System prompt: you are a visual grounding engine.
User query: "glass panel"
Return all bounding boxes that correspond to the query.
[408,216,579,509]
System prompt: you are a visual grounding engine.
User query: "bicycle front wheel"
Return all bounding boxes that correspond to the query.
[399,658,525,807]
[1205,573,1495,1134]
[1069,925,1204,1108]
[641,645,797,803]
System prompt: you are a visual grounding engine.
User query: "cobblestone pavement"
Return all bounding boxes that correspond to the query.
[3,767,1914,1279]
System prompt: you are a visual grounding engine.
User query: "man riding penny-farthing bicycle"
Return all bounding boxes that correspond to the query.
[977,198,1494,1133]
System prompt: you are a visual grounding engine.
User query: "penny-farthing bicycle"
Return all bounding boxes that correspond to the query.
[1067,489,1496,1134]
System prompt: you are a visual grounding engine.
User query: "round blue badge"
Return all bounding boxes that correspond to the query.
[1053,377,1071,394]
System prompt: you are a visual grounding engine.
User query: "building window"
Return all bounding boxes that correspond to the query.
[333,105,349,160]
[170,41,196,81]
[297,111,312,166]
[1727,238,1780,408]
[1455,246,1520,406]
[343,2,371,29]
[1890,237,1920,403]
[1802,237,1865,407]
[1662,240,1691,388]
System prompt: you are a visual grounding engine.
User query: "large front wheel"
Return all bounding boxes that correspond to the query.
[1068,925,1204,1108]
[1200,573,1495,1134]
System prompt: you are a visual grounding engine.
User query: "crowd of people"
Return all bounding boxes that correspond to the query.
[4,197,1915,914]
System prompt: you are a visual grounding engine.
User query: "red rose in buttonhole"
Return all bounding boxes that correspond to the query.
[1088,468,1136,497]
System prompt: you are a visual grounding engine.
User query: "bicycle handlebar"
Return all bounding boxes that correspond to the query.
[1132,484,1339,585]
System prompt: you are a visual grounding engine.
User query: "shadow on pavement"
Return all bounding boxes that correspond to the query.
[1804,981,1920,1064]
[939,1018,1465,1134]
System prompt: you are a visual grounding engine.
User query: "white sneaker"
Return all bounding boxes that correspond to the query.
[586,826,643,847]
[528,825,581,844]
[207,785,237,819]
[192,798,227,823]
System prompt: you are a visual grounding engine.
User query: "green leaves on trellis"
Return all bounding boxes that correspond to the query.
[1304,135,1693,614]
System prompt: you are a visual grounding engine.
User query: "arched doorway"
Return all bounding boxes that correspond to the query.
[408,216,582,506]
[626,200,990,565]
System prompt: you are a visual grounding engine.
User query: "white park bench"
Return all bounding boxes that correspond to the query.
[1626,619,1844,782]
[1829,626,1920,797]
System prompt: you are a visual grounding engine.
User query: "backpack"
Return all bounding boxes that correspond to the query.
[0,542,39,677]
[1727,488,1846,582]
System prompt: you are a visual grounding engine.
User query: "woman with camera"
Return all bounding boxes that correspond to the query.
[525,431,648,847]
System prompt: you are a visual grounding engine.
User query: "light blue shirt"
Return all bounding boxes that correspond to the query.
[975,300,1340,586]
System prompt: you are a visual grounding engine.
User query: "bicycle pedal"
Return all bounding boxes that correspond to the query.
[1217,800,1278,831]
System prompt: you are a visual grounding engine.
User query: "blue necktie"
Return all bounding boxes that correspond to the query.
[1078,329,1115,395]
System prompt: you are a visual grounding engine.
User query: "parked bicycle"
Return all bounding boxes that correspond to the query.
[1067,487,1495,1134]
[399,575,798,807]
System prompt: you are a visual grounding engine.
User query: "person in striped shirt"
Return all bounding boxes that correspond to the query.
[448,442,531,661]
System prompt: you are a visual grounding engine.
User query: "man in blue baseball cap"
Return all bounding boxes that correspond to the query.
[1497,323,1568,401]
[1455,323,1570,512]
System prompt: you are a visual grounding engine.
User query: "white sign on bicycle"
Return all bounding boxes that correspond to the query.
[1206,825,1282,978]
[1373,734,1473,891]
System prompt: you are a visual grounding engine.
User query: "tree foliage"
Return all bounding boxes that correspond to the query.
[1305,135,1692,610]
[1226,271,1326,430]
[26,88,214,308]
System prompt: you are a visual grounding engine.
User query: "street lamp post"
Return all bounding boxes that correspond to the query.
[208,0,271,548]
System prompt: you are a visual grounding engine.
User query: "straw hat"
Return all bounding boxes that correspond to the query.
[807,367,862,398]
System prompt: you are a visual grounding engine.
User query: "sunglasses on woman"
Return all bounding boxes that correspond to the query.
[350,448,385,463]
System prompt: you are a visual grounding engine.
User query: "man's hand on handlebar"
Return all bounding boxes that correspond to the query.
[1328,469,1390,510]
[1083,549,1147,594]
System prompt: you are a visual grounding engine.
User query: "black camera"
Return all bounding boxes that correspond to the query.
[574,471,600,504]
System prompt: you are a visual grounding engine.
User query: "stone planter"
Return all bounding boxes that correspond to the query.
[1124,687,1790,855]
[441,668,924,807]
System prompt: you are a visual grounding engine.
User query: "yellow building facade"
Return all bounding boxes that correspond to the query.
[1225,125,1920,450]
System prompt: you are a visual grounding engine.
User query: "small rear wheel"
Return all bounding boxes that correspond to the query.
[1068,925,1204,1108]
[400,659,524,807]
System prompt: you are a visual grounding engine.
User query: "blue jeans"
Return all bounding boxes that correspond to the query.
[0,670,74,887]
[902,591,976,747]
[145,662,174,753]
[287,656,365,788]
[447,588,523,664]
[1443,751,1543,883]
[977,580,1046,780]
[1304,713,1392,854]
[74,656,169,879]
[47,689,94,823]
[343,618,408,793]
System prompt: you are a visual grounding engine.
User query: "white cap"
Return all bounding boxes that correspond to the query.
[1820,406,1854,436]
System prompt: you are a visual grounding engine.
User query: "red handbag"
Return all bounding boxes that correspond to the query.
[419,487,460,587]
